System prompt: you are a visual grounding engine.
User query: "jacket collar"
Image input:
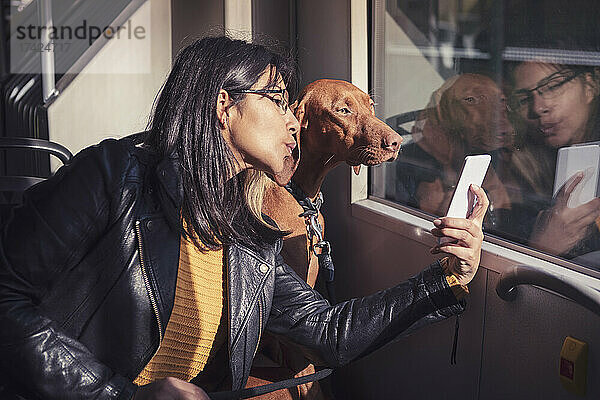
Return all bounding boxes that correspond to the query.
[155,156,183,206]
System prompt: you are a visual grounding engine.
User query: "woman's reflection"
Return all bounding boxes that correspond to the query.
[509,61,600,260]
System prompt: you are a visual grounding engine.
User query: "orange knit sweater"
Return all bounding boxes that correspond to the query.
[134,235,227,385]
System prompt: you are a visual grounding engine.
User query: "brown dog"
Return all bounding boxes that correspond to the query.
[431,73,514,153]
[245,79,401,399]
[265,79,401,286]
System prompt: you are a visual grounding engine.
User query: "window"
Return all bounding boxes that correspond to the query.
[371,0,600,270]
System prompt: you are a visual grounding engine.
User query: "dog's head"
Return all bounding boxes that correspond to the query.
[431,73,515,152]
[292,79,402,175]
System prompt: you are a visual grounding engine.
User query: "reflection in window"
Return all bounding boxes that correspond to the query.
[372,0,600,270]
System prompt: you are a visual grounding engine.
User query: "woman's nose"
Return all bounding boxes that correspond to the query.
[528,92,551,118]
[287,110,300,134]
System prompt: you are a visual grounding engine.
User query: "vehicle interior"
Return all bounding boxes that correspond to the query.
[1,0,599,398]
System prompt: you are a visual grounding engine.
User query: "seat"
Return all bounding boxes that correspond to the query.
[385,109,424,136]
[0,137,72,225]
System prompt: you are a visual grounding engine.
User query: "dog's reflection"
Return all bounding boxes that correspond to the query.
[395,73,521,234]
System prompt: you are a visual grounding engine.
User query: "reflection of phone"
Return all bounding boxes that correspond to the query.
[554,144,600,209]
[439,155,491,244]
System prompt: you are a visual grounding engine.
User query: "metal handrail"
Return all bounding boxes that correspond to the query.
[52,0,147,103]
[0,176,45,192]
[0,137,72,165]
[496,265,600,317]
[38,0,58,102]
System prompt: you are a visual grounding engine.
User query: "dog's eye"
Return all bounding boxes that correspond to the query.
[337,107,352,115]
[464,96,480,105]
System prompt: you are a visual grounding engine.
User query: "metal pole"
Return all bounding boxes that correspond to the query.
[38,0,58,102]
[489,0,504,83]
[224,0,252,40]
[289,0,297,65]
[0,1,8,81]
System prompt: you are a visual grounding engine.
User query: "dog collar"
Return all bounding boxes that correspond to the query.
[284,180,335,298]
[284,179,326,253]
[284,180,323,218]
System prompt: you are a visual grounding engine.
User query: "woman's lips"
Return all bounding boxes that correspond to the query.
[285,139,297,156]
[285,143,295,156]
[539,122,559,136]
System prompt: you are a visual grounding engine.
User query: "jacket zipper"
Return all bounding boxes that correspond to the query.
[135,220,163,342]
[253,298,263,359]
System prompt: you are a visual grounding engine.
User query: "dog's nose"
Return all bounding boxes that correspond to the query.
[382,131,402,152]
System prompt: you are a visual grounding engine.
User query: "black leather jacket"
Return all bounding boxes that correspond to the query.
[0,135,464,399]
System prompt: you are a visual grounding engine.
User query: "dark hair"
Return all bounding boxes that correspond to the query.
[144,35,297,251]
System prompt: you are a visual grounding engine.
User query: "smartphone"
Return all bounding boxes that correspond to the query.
[438,155,491,244]
[553,144,600,209]
[446,154,491,219]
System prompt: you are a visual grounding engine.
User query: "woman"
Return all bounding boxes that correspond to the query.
[0,36,487,400]
[508,60,600,258]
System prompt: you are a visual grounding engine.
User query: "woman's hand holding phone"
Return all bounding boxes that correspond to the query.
[429,184,489,286]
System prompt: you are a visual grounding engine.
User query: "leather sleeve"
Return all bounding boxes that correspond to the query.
[0,139,138,399]
[266,255,465,367]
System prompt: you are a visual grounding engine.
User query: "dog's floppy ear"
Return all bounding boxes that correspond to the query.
[427,75,461,131]
[436,90,454,130]
[292,97,309,129]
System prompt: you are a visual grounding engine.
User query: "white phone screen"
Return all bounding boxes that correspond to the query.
[446,154,491,219]
[553,144,600,209]
[439,155,490,244]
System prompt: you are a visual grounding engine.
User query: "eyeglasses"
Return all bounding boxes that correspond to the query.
[229,89,289,115]
[509,70,582,111]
